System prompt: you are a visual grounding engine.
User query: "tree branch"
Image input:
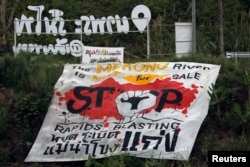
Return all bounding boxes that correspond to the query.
[6,0,20,31]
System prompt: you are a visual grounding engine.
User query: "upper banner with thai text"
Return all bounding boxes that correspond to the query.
[82,46,124,64]
[25,62,220,162]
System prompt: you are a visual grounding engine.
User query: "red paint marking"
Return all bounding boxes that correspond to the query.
[137,140,140,146]
[56,91,62,96]
[103,118,109,128]
[182,109,187,115]
[191,84,198,89]
[57,77,200,120]
[176,127,181,131]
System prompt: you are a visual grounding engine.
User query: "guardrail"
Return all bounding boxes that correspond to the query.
[226,51,250,63]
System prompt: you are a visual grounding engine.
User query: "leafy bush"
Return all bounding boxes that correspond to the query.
[0,53,250,166]
[0,107,8,136]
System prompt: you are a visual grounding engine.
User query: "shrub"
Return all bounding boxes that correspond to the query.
[0,53,250,166]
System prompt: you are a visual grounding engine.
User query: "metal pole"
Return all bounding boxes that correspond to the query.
[14,20,17,57]
[192,0,196,53]
[235,52,238,64]
[147,21,150,60]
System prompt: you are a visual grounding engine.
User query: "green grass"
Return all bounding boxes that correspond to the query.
[0,52,250,167]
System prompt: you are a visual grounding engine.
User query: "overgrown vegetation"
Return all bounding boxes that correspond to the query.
[0,53,250,166]
[1,0,250,166]
[1,0,250,55]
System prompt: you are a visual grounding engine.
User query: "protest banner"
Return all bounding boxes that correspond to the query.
[82,46,124,64]
[25,62,220,162]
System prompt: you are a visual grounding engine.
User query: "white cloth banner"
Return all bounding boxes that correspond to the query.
[25,62,220,162]
[82,46,124,64]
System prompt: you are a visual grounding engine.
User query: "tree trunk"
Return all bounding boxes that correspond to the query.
[192,0,196,54]
[0,0,7,47]
[0,0,20,53]
[219,0,224,56]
